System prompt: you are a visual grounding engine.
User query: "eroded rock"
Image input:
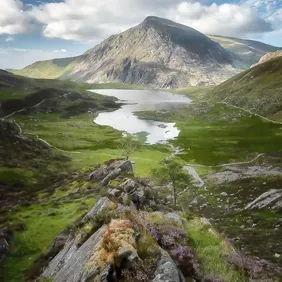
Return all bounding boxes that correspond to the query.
[89,159,134,186]
[244,189,282,211]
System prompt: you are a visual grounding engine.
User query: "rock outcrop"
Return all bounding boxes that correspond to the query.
[39,198,197,282]
[244,189,282,211]
[251,50,282,68]
[89,159,133,186]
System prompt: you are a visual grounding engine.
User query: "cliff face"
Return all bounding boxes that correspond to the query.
[61,16,243,88]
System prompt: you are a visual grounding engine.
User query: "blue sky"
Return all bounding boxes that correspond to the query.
[0,0,282,69]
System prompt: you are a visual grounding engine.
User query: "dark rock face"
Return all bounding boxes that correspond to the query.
[89,159,133,186]
[121,179,146,209]
[0,229,9,263]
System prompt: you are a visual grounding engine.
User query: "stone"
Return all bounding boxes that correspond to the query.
[120,179,146,209]
[107,188,121,197]
[244,189,282,211]
[0,229,9,263]
[89,159,134,186]
[152,249,185,282]
[41,225,107,282]
[82,197,113,222]
[220,192,228,197]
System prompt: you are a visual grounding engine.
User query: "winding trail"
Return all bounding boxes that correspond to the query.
[216,153,265,167]
[1,99,48,119]
[1,94,82,154]
[219,101,282,125]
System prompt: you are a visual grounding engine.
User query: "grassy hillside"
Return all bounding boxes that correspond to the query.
[12,57,80,79]
[210,56,282,120]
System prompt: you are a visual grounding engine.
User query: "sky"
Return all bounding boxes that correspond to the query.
[0,0,281,69]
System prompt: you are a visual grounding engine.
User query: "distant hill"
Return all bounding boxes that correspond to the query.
[210,56,282,121]
[13,57,79,80]
[207,35,281,67]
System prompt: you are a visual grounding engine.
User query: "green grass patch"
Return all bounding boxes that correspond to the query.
[0,199,95,282]
[184,218,246,282]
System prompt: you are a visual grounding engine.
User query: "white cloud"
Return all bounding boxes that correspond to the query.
[53,48,67,53]
[5,36,14,42]
[171,2,273,37]
[0,0,32,35]
[29,0,274,41]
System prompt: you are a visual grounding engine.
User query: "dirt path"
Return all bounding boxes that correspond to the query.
[1,94,81,154]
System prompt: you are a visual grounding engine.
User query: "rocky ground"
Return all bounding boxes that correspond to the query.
[15,159,282,282]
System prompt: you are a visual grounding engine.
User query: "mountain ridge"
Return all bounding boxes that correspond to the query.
[13,16,281,88]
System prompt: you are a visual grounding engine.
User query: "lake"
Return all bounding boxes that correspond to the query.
[89,89,191,144]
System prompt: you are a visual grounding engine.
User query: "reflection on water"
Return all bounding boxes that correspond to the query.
[89,89,191,144]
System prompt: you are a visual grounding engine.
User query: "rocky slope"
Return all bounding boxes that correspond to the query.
[208,56,282,120]
[15,17,251,88]
[251,50,282,68]
[24,160,281,282]
[208,35,281,68]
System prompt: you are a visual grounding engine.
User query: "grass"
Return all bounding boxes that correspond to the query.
[17,113,123,151]
[170,86,214,101]
[210,56,282,120]
[66,148,167,177]
[0,199,95,282]
[136,103,282,166]
[0,88,32,100]
[184,218,246,282]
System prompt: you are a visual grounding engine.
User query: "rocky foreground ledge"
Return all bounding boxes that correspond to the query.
[24,160,281,282]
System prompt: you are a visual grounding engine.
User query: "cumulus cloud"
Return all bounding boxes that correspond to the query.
[28,0,274,41]
[0,0,279,41]
[171,2,273,37]
[0,0,32,34]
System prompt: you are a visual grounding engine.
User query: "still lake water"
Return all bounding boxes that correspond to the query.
[89,89,191,144]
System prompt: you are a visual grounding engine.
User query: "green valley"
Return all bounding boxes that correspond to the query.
[1,57,282,282]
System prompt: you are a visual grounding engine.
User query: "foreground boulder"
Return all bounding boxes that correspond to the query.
[89,159,134,186]
[37,198,201,282]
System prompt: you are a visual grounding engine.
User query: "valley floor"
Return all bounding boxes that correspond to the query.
[0,84,282,281]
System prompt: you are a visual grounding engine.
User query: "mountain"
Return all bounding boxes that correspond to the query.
[14,16,249,88]
[210,56,282,120]
[208,35,281,67]
[251,50,282,68]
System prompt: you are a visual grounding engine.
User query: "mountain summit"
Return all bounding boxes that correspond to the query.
[13,17,278,87]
